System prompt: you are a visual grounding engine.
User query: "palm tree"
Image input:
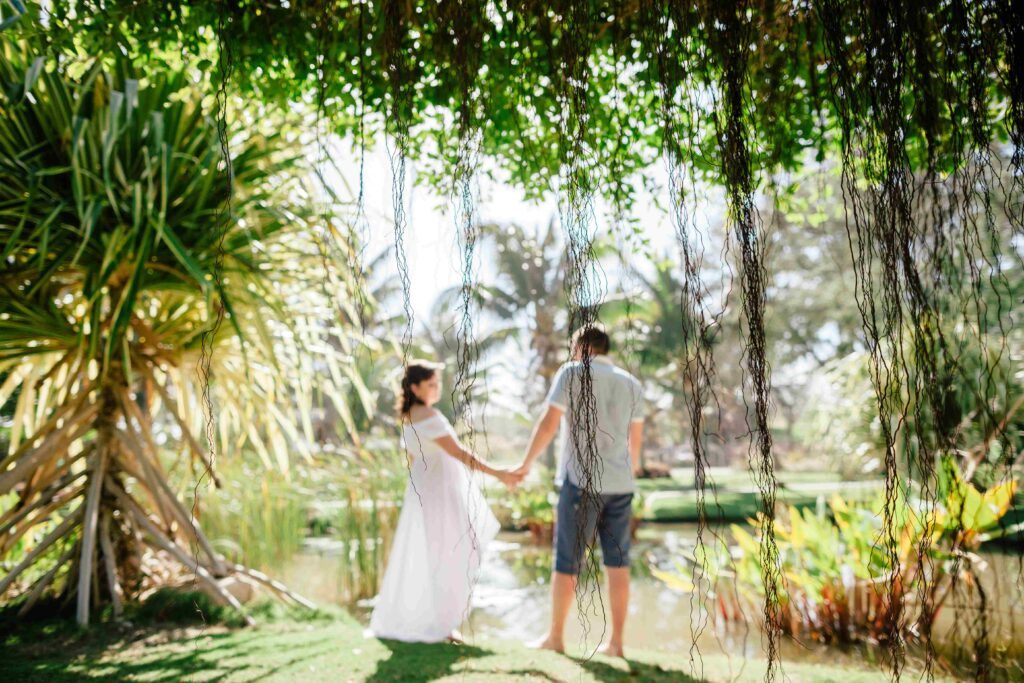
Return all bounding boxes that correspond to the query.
[438,221,570,410]
[615,259,695,375]
[415,292,519,422]
[315,246,403,444]
[0,46,361,624]
[437,221,644,467]
[602,257,735,464]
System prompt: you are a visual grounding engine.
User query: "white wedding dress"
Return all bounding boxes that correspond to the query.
[368,412,500,642]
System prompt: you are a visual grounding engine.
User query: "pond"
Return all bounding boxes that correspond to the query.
[278,523,1024,676]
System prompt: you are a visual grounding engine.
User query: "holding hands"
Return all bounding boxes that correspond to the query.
[511,462,532,481]
[489,401,562,493]
[499,457,535,492]
[495,468,527,491]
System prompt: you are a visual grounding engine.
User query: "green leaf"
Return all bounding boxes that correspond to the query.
[651,566,696,593]
[157,222,208,289]
[23,55,41,92]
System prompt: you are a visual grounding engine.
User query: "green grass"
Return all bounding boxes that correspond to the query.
[3,599,935,682]
[638,470,884,522]
[635,468,848,494]
[484,469,882,526]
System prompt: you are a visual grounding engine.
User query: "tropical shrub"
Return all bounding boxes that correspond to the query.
[0,44,365,624]
[655,466,1020,648]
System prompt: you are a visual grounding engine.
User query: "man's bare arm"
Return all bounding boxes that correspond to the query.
[628,420,644,476]
[516,405,564,474]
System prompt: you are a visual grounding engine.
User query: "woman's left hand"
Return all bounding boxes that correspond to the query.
[496,469,526,491]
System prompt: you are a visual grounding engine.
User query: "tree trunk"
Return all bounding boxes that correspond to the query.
[1,376,310,625]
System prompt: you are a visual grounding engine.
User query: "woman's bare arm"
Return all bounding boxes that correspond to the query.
[433,435,502,477]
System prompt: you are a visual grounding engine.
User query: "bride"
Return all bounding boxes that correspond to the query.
[369,359,523,643]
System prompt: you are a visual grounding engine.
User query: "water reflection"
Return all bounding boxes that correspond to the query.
[465,530,856,667]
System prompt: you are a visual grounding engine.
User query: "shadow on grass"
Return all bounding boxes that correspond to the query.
[366,639,491,683]
[574,655,709,683]
[2,591,357,682]
[2,623,340,683]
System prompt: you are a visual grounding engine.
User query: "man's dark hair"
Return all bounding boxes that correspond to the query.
[571,324,611,356]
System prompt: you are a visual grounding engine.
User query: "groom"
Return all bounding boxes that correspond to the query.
[514,324,645,657]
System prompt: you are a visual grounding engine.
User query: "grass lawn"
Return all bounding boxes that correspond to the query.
[633,469,1024,544]
[635,468,846,492]
[636,469,884,522]
[3,603,929,682]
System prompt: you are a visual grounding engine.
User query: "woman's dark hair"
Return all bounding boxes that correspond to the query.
[396,359,445,416]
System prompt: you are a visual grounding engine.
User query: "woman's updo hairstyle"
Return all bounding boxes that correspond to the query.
[396,359,445,416]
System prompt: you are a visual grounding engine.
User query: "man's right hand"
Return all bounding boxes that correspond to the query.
[512,462,532,479]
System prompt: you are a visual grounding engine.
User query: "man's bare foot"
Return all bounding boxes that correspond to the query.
[597,642,624,658]
[526,636,565,653]
[446,630,464,645]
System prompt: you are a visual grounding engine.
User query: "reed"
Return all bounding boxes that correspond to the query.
[335,467,404,604]
[188,451,407,606]
[196,466,307,574]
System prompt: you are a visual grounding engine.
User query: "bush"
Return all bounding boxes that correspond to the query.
[655,462,1020,646]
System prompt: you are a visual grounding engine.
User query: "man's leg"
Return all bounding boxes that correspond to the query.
[600,566,629,657]
[538,570,577,652]
[533,482,595,652]
[596,493,633,657]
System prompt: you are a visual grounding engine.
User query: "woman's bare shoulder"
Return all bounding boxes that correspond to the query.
[405,405,440,424]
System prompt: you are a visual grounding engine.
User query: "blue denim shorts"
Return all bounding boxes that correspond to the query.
[554,481,633,575]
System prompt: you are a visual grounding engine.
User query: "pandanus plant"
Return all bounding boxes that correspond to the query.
[0,45,367,625]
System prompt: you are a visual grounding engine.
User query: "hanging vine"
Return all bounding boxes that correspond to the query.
[814,1,1021,678]
[313,0,373,342]
[380,0,416,359]
[6,1,1024,678]
[428,0,490,637]
[700,2,784,678]
[547,0,615,654]
[352,0,372,332]
[815,2,908,674]
[188,0,237,625]
[1002,1,1024,236]
[640,1,740,674]
[196,3,234,493]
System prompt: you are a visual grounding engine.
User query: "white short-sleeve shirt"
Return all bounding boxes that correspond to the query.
[545,355,645,494]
